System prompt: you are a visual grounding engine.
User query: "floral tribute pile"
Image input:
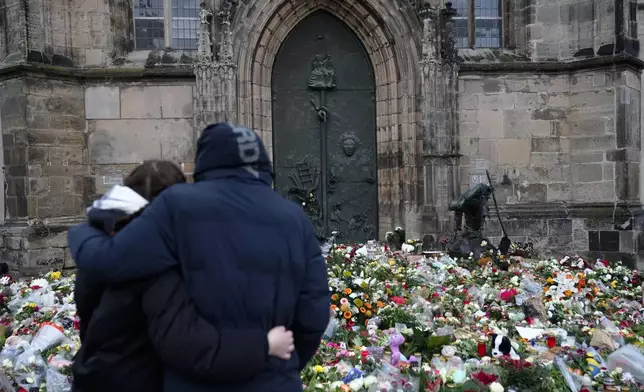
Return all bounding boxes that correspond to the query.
[0,245,641,391]
[301,242,644,392]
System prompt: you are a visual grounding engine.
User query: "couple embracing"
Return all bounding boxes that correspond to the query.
[68,123,331,392]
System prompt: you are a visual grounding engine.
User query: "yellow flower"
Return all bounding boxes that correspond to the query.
[342,271,352,278]
[610,281,617,288]
[366,310,372,317]
[388,259,395,266]
[28,303,36,308]
[314,365,325,373]
[49,271,61,281]
[353,298,363,307]
[360,282,368,289]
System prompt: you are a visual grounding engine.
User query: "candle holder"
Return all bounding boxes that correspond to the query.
[546,335,557,349]
[477,340,487,357]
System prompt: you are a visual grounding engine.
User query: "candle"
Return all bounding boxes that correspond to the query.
[546,335,556,349]
[477,340,487,357]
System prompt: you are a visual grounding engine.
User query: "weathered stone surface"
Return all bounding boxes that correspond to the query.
[85,86,120,119]
[160,85,194,118]
[120,86,163,119]
[0,0,642,272]
[88,119,194,164]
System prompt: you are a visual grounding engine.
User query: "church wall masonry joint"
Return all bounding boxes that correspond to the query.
[1,0,644,273]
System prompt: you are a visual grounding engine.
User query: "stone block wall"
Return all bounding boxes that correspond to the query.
[458,65,644,269]
[511,0,633,61]
[0,79,196,275]
[85,84,196,195]
[0,77,88,274]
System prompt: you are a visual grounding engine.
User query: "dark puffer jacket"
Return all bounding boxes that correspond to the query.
[73,208,270,392]
[68,124,330,392]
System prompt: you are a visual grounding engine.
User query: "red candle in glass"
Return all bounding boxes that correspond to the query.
[546,335,556,348]
[477,341,487,357]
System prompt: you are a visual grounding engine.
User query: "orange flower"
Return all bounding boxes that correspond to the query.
[377,301,385,308]
[564,289,573,297]
[544,286,550,293]
[363,294,369,299]
[360,307,366,313]
[344,311,352,319]
[331,304,338,311]
[344,288,352,295]
[365,303,372,309]
[331,294,339,301]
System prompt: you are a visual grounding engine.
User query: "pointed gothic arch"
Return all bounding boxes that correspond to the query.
[232,0,425,235]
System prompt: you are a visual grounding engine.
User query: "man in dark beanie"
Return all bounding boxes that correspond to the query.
[68,124,330,392]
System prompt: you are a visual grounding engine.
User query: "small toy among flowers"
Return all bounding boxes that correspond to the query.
[0,243,642,391]
[303,241,644,391]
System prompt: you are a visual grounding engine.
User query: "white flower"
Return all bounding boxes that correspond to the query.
[614,367,623,374]
[489,382,504,392]
[30,278,48,288]
[364,375,377,387]
[348,378,364,390]
[481,240,488,247]
[0,276,10,285]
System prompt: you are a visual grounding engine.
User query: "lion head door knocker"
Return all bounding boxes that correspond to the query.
[340,132,359,157]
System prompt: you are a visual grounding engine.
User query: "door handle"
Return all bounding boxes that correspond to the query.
[310,100,329,123]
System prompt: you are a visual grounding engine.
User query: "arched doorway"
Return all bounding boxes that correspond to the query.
[272,11,378,243]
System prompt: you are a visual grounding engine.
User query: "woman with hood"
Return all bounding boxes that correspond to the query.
[73,160,294,392]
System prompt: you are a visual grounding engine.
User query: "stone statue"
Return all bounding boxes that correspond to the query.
[447,183,494,259]
[196,2,213,63]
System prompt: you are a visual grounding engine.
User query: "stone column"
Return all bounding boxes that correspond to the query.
[420,2,461,239]
[194,0,237,137]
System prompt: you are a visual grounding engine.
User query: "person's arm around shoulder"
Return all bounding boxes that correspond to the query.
[141,270,271,381]
[292,215,330,370]
[67,191,177,282]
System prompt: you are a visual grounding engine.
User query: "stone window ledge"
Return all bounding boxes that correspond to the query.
[0,62,194,81]
[459,51,644,73]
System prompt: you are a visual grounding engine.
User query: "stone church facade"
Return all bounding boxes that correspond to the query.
[0,0,643,273]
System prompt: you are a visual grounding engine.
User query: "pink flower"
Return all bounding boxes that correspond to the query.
[500,288,518,302]
[390,296,406,305]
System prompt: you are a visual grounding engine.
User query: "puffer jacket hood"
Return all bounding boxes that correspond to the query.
[194,123,273,183]
[86,185,149,234]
